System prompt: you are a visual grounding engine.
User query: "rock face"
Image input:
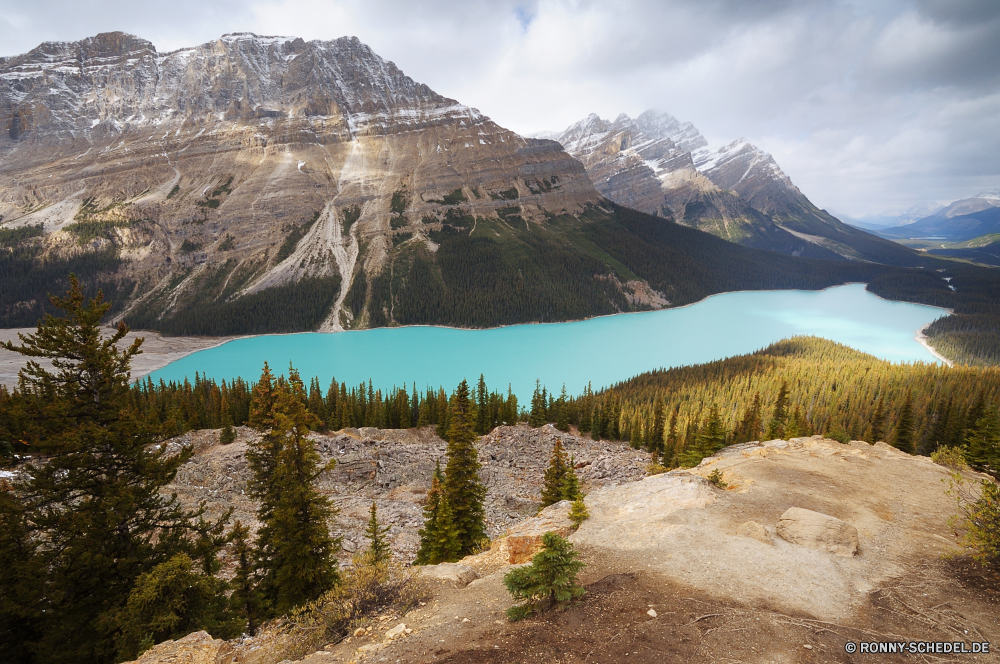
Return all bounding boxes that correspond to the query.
[121,630,229,664]
[0,32,615,332]
[735,519,773,546]
[419,563,479,588]
[775,507,859,557]
[504,499,575,564]
[547,111,920,265]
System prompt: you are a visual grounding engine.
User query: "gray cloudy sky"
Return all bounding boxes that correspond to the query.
[2,0,998,218]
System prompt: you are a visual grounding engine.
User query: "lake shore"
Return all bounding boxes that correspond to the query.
[0,328,240,389]
[0,283,956,388]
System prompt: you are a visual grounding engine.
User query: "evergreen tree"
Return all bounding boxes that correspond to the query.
[435,388,450,438]
[220,422,237,445]
[561,456,582,502]
[893,391,915,454]
[113,553,236,662]
[503,532,585,621]
[529,380,547,427]
[228,521,262,637]
[443,380,488,556]
[665,406,680,465]
[680,405,727,467]
[249,367,340,616]
[0,277,220,664]
[590,407,601,441]
[766,381,789,440]
[415,461,460,564]
[555,385,570,432]
[869,395,886,443]
[364,501,392,564]
[541,439,570,507]
[734,392,762,443]
[651,397,665,454]
[965,406,1000,477]
[475,374,489,435]
[568,497,589,529]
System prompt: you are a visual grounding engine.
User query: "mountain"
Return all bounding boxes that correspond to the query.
[878,191,1000,241]
[0,34,942,337]
[546,111,923,266]
[840,202,946,231]
[0,32,605,332]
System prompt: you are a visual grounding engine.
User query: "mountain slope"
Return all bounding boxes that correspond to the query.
[548,112,924,266]
[0,32,602,331]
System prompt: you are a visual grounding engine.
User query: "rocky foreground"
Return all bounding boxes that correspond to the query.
[167,424,648,564]
[138,432,999,664]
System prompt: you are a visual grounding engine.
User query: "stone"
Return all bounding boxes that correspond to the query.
[120,631,230,664]
[419,562,479,588]
[384,623,406,640]
[505,500,575,564]
[647,609,657,618]
[353,627,366,637]
[775,507,859,556]
[736,520,773,545]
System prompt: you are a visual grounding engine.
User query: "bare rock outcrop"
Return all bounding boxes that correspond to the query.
[121,631,230,664]
[419,562,479,588]
[505,499,575,564]
[775,507,859,556]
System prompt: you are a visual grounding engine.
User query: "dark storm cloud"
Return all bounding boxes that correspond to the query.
[0,0,996,215]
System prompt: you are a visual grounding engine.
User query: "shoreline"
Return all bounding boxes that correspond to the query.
[0,282,957,387]
[915,322,953,367]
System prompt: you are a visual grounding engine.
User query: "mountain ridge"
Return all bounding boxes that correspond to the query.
[546,111,924,266]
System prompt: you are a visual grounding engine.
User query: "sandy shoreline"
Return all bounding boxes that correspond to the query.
[915,322,953,367]
[0,328,240,389]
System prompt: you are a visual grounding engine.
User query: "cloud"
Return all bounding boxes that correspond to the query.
[0,0,996,215]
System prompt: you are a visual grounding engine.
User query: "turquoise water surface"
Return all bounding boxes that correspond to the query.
[145,284,948,399]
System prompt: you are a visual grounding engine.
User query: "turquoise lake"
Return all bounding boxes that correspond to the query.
[146,284,949,399]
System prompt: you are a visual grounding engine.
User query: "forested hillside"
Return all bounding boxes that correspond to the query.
[7,336,996,479]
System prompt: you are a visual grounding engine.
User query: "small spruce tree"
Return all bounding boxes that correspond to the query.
[364,501,392,564]
[228,520,262,636]
[568,497,589,529]
[504,532,585,621]
[541,439,570,507]
[415,461,460,564]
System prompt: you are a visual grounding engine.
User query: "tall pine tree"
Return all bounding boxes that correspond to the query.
[444,379,487,556]
[249,366,340,616]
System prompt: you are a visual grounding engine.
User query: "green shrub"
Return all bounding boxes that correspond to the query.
[707,468,728,489]
[113,554,239,661]
[569,498,589,529]
[166,184,180,199]
[946,473,1000,568]
[932,445,968,470]
[504,532,585,621]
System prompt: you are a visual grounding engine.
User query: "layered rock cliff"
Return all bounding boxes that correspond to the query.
[0,32,605,331]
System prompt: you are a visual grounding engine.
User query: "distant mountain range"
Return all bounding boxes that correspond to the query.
[876,191,1000,242]
[542,111,920,266]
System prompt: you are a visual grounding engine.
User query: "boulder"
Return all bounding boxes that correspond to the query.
[384,623,407,640]
[505,500,575,564]
[736,520,773,545]
[775,507,859,556]
[419,562,479,588]
[120,631,230,664]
